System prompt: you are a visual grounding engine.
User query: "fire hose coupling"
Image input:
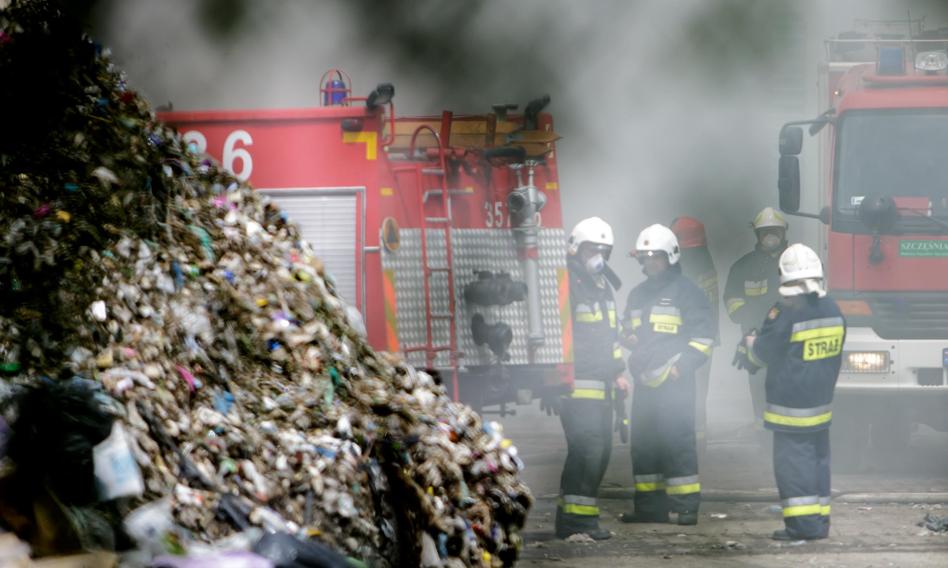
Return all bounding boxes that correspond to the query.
[463,271,528,307]
[506,186,547,224]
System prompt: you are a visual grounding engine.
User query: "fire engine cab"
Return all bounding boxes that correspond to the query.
[777,21,948,465]
[159,70,573,412]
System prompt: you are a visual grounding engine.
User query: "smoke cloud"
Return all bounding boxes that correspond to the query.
[93,0,948,426]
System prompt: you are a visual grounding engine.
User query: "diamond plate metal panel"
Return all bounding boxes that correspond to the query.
[382,228,567,369]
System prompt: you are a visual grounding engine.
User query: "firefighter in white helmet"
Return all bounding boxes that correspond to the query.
[619,224,713,526]
[739,243,845,540]
[552,216,628,540]
[724,207,789,432]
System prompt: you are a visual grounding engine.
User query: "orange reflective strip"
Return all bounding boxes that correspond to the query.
[558,268,573,363]
[383,269,400,352]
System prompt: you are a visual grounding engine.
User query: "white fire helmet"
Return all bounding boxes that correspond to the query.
[752,207,788,231]
[635,224,681,265]
[568,217,614,256]
[778,243,826,297]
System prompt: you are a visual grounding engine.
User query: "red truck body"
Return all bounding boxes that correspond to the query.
[159,80,573,411]
[780,28,948,461]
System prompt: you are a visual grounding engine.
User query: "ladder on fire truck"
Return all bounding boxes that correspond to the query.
[392,112,461,400]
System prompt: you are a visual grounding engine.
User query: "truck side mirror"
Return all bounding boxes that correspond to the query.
[779,125,804,156]
[778,155,801,213]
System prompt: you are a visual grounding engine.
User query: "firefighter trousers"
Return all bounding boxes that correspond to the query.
[630,376,700,515]
[695,359,711,458]
[556,395,613,534]
[773,429,831,538]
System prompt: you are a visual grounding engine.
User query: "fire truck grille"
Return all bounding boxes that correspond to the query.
[382,228,569,369]
[870,297,948,340]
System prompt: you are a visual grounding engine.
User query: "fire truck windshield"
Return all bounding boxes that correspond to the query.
[836,110,948,225]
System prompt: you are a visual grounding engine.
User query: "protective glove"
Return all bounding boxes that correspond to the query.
[539,391,561,416]
[732,330,761,374]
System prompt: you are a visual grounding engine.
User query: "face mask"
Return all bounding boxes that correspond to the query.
[761,234,782,251]
[585,254,605,274]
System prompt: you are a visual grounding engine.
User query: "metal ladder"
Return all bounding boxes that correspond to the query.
[392,112,461,400]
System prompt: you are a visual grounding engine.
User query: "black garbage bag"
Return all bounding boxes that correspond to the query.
[4,377,115,504]
[920,513,948,533]
[0,376,127,555]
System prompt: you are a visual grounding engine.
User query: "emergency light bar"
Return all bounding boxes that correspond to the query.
[915,50,948,72]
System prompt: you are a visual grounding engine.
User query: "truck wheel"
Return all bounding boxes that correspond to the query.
[831,406,869,473]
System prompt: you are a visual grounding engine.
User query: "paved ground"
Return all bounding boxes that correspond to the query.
[494,401,948,567]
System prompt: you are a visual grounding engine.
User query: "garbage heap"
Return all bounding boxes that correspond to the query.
[0,1,530,566]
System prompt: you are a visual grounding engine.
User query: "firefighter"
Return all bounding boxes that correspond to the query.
[670,216,719,460]
[724,207,789,429]
[553,216,628,540]
[619,224,713,526]
[741,243,844,540]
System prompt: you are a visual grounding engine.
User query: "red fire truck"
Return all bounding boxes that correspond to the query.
[777,22,948,464]
[158,71,572,412]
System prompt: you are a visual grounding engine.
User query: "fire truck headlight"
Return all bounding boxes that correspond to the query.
[842,351,890,373]
[915,51,948,72]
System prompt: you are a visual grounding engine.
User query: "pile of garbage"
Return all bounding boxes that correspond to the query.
[0,1,530,566]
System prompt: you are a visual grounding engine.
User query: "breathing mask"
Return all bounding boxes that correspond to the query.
[585,254,605,274]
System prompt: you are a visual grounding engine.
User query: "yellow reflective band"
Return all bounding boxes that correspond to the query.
[576,311,603,323]
[726,298,746,315]
[666,483,701,496]
[644,367,672,388]
[688,341,712,355]
[608,309,617,328]
[634,482,665,492]
[631,317,642,329]
[613,346,623,360]
[653,322,679,334]
[650,314,683,325]
[748,346,766,367]
[563,503,600,516]
[763,411,832,428]
[572,388,606,400]
[790,325,845,343]
[783,504,822,518]
[745,286,768,297]
[820,505,831,516]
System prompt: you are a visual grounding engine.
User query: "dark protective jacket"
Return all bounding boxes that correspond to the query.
[724,244,786,333]
[568,257,624,385]
[679,246,719,342]
[749,293,846,433]
[622,265,714,386]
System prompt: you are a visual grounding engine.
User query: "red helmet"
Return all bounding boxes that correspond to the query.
[670,216,707,249]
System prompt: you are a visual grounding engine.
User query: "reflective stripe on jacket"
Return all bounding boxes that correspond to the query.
[622,265,714,387]
[724,245,785,333]
[569,258,624,383]
[751,294,846,433]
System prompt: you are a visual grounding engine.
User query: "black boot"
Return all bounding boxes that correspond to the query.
[619,511,669,523]
[772,529,827,541]
[677,511,698,526]
[586,527,613,540]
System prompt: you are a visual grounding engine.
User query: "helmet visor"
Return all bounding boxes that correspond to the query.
[634,249,668,264]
